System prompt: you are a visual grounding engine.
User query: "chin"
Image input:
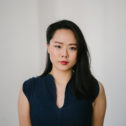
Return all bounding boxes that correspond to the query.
[57,67,72,72]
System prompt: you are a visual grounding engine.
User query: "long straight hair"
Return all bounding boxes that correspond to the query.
[39,20,98,101]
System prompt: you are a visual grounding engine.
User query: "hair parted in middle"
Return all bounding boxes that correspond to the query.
[40,19,99,101]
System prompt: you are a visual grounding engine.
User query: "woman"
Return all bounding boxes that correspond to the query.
[18,20,106,126]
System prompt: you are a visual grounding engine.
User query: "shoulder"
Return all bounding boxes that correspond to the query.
[23,75,45,88]
[22,77,37,91]
[93,81,106,106]
[98,81,105,95]
[23,76,38,85]
[92,81,107,125]
[22,76,43,101]
[98,81,106,97]
[22,75,48,94]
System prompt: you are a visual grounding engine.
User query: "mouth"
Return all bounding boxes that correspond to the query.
[60,61,68,65]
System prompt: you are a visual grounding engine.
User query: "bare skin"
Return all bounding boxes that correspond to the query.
[18,78,106,126]
[92,81,107,126]
[48,70,73,109]
[18,88,32,126]
[18,29,106,126]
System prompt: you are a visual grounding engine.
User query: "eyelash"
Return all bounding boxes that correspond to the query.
[54,45,77,50]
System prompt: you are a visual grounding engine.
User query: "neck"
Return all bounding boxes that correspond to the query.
[49,69,73,86]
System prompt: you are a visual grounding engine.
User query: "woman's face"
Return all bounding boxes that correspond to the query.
[47,29,78,72]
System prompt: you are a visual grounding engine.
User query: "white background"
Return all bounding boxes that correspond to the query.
[0,0,126,125]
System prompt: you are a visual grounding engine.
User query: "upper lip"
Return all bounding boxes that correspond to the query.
[60,61,68,63]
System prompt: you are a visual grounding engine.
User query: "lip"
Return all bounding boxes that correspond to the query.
[60,61,68,65]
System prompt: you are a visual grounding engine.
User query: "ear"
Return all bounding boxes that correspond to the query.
[46,42,50,54]
[46,42,49,47]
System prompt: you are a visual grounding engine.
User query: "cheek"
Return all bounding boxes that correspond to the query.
[50,50,57,57]
[49,50,59,61]
[71,52,77,60]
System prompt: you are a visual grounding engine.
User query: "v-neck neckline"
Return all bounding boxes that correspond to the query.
[47,72,74,110]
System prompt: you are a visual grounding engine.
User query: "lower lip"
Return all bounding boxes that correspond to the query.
[60,61,68,65]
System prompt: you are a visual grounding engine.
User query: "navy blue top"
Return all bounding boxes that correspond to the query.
[22,72,99,126]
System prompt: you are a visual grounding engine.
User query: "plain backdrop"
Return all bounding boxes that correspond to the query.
[0,0,126,126]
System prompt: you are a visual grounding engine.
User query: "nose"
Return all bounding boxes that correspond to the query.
[61,48,68,58]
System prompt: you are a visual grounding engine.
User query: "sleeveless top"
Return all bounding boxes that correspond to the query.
[22,72,99,126]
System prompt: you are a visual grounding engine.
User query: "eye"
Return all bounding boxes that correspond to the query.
[70,47,77,50]
[54,45,61,48]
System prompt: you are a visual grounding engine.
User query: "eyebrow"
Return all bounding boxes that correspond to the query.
[54,41,77,45]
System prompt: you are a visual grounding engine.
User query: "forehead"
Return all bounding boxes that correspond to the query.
[51,29,77,45]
